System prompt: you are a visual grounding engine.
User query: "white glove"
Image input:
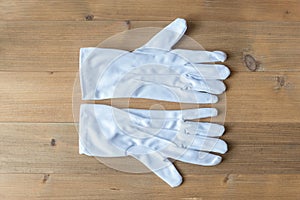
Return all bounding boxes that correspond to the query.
[80,18,230,103]
[79,104,227,187]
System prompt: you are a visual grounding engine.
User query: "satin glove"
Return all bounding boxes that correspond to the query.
[79,104,227,187]
[80,18,230,103]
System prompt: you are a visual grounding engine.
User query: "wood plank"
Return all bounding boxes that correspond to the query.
[0,173,299,199]
[226,71,300,123]
[1,21,299,72]
[0,71,76,122]
[1,1,299,199]
[1,123,299,174]
[0,0,299,22]
[0,21,129,72]
[0,71,299,123]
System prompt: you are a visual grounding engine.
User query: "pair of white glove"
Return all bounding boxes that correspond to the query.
[79,18,230,187]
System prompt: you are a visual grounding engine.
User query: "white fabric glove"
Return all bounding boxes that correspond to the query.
[79,104,227,187]
[80,18,230,103]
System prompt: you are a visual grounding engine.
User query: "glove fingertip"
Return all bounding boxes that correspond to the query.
[218,140,228,154]
[222,66,231,79]
[211,95,219,103]
[170,176,183,188]
[210,107,218,117]
[208,155,223,166]
[218,125,226,136]
[213,51,227,62]
[166,18,187,34]
[213,155,223,165]
[197,153,223,166]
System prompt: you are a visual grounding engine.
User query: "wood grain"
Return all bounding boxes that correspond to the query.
[1,1,300,199]
[1,122,299,199]
[1,21,299,72]
[1,123,299,174]
[0,174,299,200]
[0,71,299,123]
[0,0,299,22]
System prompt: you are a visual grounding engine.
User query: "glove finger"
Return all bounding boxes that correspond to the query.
[126,108,222,136]
[114,73,219,103]
[171,49,227,62]
[183,121,225,137]
[126,80,219,103]
[126,107,217,120]
[123,107,222,138]
[178,150,222,166]
[162,146,222,166]
[129,152,182,187]
[182,108,218,120]
[186,78,226,95]
[131,125,227,155]
[130,73,226,95]
[127,116,224,143]
[132,121,225,147]
[136,18,187,51]
[131,75,226,94]
[182,135,228,154]
[185,63,230,80]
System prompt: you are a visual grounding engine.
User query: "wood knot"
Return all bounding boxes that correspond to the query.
[125,20,131,30]
[274,75,290,90]
[85,14,94,21]
[110,187,120,191]
[223,174,233,184]
[50,138,56,146]
[243,54,258,71]
[42,174,50,183]
[276,76,285,87]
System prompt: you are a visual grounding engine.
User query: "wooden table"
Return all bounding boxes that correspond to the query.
[1,1,299,199]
